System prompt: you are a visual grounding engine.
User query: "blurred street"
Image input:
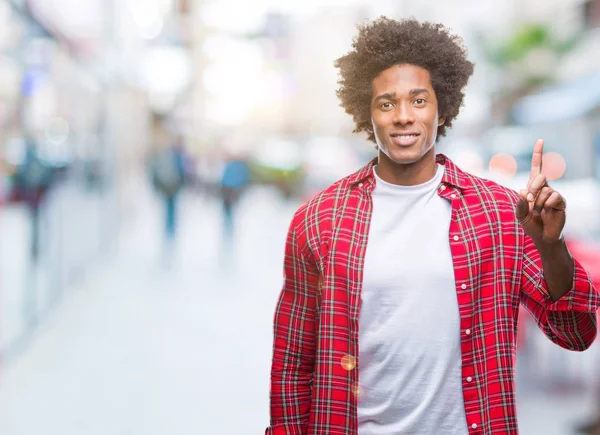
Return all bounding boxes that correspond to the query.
[0,183,596,435]
[0,0,599,434]
[0,184,297,435]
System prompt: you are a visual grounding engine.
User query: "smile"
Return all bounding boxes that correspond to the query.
[390,133,420,146]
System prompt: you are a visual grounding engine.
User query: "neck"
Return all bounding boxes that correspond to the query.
[376,148,438,186]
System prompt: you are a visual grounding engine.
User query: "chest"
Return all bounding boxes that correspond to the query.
[310,190,521,321]
[364,188,453,283]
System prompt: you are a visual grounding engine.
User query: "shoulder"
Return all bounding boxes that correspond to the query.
[284,172,361,265]
[461,171,522,208]
[291,158,373,230]
[439,153,520,209]
[290,174,354,234]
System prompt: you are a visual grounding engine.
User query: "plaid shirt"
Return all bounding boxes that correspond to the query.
[267,154,599,435]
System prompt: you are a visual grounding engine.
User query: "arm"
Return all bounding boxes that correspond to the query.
[266,216,319,435]
[516,139,599,350]
[536,238,574,302]
[519,233,599,351]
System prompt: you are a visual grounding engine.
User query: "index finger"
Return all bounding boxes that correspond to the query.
[529,138,544,182]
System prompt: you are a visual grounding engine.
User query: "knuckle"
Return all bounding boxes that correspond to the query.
[519,214,532,224]
[537,175,546,184]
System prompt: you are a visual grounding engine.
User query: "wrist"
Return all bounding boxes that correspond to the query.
[534,236,574,302]
[534,236,568,256]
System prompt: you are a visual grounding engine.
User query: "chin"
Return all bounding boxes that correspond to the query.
[382,146,426,165]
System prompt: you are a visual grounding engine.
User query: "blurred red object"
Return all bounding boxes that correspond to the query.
[566,238,600,289]
[517,237,600,349]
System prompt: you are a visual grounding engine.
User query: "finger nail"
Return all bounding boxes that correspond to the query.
[527,193,534,202]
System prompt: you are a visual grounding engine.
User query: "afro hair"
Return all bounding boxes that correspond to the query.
[335,17,475,142]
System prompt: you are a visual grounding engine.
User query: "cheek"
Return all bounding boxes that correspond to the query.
[370,118,383,135]
[426,114,441,132]
[371,112,389,129]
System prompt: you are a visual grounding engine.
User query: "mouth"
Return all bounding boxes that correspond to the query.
[390,133,420,147]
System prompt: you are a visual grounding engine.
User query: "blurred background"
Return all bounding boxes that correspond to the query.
[0,0,598,434]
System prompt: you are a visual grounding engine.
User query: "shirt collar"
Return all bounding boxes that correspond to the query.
[347,153,466,191]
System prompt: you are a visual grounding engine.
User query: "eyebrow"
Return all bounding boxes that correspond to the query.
[373,88,430,101]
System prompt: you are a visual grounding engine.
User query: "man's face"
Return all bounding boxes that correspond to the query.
[370,64,444,165]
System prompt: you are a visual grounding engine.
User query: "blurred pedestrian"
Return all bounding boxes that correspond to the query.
[149,135,187,255]
[219,154,251,239]
[266,17,599,435]
[13,137,54,263]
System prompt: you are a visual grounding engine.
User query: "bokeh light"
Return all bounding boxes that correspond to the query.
[542,152,567,181]
[488,153,518,178]
[341,355,356,371]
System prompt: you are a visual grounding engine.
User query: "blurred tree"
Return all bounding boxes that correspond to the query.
[478,23,582,124]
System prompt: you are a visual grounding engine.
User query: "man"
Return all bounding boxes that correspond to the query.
[266,17,599,435]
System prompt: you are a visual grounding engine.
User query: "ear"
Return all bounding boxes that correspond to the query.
[438,116,445,126]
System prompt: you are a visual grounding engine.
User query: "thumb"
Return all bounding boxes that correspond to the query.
[515,189,530,222]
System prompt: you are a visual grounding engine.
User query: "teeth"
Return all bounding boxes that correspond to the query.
[396,135,416,139]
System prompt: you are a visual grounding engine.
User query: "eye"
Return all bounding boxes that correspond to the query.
[414,98,426,105]
[379,102,394,110]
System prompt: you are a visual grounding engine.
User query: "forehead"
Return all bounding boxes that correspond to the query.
[372,64,434,96]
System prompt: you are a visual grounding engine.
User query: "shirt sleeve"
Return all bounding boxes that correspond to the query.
[519,233,600,351]
[266,215,319,435]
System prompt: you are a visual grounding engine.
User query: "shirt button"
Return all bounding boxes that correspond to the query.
[358,183,363,187]
[440,185,446,191]
[472,423,478,429]
[451,194,457,199]
[465,329,471,335]
[453,235,459,241]
[461,284,467,290]
[467,377,473,382]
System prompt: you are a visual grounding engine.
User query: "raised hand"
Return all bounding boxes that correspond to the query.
[515,139,567,245]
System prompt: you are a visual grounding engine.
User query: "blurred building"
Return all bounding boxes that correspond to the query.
[0,0,598,363]
[508,0,600,181]
[0,0,195,360]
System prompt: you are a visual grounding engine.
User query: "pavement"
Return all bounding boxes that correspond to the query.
[0,183,597,435]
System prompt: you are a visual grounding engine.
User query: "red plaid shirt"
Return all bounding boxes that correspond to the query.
[267,154,599,435]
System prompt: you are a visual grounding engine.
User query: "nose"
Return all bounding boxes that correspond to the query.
[393,102,415,125]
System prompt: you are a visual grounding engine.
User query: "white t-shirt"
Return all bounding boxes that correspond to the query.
[358,164,468,435]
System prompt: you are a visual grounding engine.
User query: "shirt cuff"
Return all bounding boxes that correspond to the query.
[534,257,599,312]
